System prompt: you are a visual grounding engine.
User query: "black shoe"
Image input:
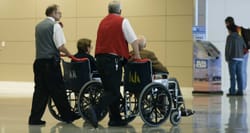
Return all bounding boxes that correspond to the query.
[181,108,195,117]
[29,120,46,125]
[72,112,81,120]
[235,91,243,96]
[108,120,128,127]
[226,93,235,96]
[62,112,81,123]
[68,112,81,123]
[86,106,98,128]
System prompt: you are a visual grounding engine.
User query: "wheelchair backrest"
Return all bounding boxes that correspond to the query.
[62,59,91,92]
[124,59,153,93]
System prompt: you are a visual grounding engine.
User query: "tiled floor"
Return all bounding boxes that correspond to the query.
[0,82,249,133]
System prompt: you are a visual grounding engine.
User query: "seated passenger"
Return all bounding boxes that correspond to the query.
[130,36,169,74]
[133,49,169,74]
[130,37,194,116]
[73,38,97,72]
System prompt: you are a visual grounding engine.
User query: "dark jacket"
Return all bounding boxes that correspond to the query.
[74,52,97,72]
[225,32,246,61]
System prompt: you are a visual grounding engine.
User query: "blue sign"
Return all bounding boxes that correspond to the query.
[192,26,206,40]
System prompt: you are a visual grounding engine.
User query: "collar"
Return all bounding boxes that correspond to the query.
[47,17,55,22]
[109,13,120,16]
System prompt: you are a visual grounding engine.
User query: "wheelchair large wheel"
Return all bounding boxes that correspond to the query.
[48,89,79,121]
[139,83,172,126]
[120,91,138,123]
[78,80,108,121]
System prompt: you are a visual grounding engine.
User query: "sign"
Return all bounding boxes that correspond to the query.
[192,26,206,41]
[193,41,223,94]
[195,59,208,69]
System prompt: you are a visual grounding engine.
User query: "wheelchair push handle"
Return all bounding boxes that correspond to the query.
[128,54,150,63]
[132,58,150,63]
[60,54,88,62]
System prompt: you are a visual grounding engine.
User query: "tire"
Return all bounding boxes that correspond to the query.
[170,109,181,126]
[120,91,138,123]
[77,80,108,121]
[139,83,172,126]
[48,89,78,121]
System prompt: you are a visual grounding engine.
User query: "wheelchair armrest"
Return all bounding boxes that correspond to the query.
[92,70,100,78]
[92,70,99,75]
[153,72,168,79]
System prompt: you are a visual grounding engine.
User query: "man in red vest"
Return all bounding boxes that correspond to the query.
[86,0,144,128]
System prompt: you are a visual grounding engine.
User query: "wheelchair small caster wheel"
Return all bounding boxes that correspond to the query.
[170,109,181,126]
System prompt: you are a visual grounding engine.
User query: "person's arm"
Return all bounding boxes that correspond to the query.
[122,19,141,59]
[130,40,141,59]
[53,23,72,57]
[58,45,72,57]
[225,36,230,62]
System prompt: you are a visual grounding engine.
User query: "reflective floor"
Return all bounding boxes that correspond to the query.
[0,88,249,133]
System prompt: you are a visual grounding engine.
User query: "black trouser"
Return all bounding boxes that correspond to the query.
[95,54,124,121]
[29,59,73,122]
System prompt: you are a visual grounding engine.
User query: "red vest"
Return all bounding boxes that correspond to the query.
[95,14,129,59]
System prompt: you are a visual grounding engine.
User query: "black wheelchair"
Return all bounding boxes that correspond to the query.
[77,59,186,126]
[47,58,108,122]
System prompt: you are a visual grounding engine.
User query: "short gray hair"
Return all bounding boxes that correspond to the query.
[108,0,121,14]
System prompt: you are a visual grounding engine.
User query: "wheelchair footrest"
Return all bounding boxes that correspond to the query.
[181,108,195,117]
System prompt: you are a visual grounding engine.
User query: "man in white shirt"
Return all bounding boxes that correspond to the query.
[28,4,80,125]
[86,0,144,128]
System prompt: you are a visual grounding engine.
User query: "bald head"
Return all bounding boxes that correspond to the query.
[108,0,121,14]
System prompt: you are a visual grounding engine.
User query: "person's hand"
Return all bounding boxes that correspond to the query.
[60,54,67,57]
[58,21,63,28]
[138,35,146,51]
[128,54,141,62]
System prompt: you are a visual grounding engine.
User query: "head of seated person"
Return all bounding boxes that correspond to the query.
[73,38,97,72]
[76,38,92,55]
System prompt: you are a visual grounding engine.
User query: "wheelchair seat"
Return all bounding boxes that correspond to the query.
[62,59,91,92]
[124,59,152,93]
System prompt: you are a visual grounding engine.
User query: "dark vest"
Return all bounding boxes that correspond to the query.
[35,18,59,60]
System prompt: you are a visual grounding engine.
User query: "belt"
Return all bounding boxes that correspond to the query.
[96,53,124,60]
[35,58,60,63]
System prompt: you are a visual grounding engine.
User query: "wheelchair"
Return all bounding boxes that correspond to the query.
[47,59,108,122]
[77,59,185,126]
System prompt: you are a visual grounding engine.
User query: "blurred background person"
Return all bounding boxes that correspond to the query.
[225,16,249,93]
[225,20,246,96]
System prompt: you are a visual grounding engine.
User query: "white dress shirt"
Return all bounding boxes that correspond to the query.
[47,17,66,49]
[122,18,137,44]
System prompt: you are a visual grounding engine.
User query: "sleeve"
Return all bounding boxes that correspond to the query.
[53,23,66,49]
[122,19,137,44]
[147,51,168,73]
[89,55,97,71]
[225,36,230,61]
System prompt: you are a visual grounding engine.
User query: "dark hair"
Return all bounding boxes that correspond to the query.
[225,16,235,25]
[226,25,237,32]
[45,4,58,16]
[77,38,92,53]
